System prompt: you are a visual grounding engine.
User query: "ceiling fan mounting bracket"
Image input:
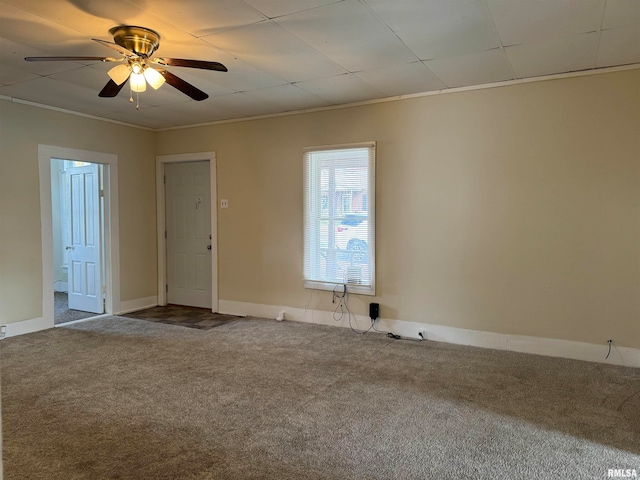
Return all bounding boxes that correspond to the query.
[109,25,161,57]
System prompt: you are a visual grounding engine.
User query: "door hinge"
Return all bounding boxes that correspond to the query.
[99,189,104,198]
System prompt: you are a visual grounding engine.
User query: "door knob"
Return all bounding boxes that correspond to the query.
[65,246,73,250]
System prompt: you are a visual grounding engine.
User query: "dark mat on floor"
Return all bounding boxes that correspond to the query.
[122,304,244,330]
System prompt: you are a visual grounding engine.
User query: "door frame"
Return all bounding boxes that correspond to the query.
[156,152,218,312]
[39,145,120,326]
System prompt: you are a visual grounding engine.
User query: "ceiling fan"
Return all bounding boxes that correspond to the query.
[25,25,227,105]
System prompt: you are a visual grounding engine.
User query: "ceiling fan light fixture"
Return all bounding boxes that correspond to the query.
[130,61,143,75]
[107,63,131,85]
[143,67,165,90]
[26,25,227,104]
[130,72,147,92]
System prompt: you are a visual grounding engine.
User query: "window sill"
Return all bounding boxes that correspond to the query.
[304,280,375,296]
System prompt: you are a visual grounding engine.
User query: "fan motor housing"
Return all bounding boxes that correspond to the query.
[109,25,160,56]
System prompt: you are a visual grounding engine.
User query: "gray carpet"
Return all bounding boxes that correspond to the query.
[54,292,98,325]
[1,316,638,480]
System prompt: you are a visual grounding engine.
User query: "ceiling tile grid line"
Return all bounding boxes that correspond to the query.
[199,19,349,83]
[478,0,518,81]
[270,0,421,73]
[592,0,609,70]
[355,0,449,88]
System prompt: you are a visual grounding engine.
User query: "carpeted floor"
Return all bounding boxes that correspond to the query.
[1,316,638,479]
[54,292,98,325]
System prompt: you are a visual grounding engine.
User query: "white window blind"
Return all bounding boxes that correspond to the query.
[303,143,375,295]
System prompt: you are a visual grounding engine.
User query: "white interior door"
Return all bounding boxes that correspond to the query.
[165,161,212,308]
[66,163,103,314]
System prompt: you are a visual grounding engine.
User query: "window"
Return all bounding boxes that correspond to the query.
[303,143,375,295]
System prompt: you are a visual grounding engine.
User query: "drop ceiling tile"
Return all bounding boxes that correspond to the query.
[144,67,237,97]
[241,83,327,111]
[48,65,112,90]
[602,0,640,29]
[207,91,289,117]
[355,61,446,96]
[597,25,640,67]
[125,0,267,36]
[138,84,203,107]
[276,0,418,72]
[0,76,137,115]
[0,0,147,39]
[154,92,279,124]
[243,0,342,19]
[148,43,288,92]
[365,0,500,60]
[0,37,88,77]
[487,0,604,46]
[1,0,208,51]
[424,48,514,88]
[0,2,93,53]
[506,32,599,78]
[295,73,384,104]
[178,55,288,92]
[131,103,212,127]
[0,64,39,85]
[202,21,345,82]
[101,107,182,129]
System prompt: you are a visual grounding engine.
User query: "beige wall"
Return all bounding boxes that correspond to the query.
[1,70,637,348]
[157,70,640,348]
[0,100,157,324]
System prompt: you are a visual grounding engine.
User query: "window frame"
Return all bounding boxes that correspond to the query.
[303,142,376,296]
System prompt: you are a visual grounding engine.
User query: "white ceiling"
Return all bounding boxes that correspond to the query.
[0,0,638,130]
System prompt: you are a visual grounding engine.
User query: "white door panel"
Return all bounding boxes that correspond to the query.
[166,161,212,308]
[67,164,103,314]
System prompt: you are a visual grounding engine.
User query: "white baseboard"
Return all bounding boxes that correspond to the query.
[117,296,158,315]
[219,300,640,369]
[2,317,51,339]
[0,296,159,339]
[3,297,637,369]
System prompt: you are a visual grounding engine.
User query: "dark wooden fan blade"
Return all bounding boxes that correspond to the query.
[92,38,136,57]
[159,70,209,101]
[25,56,117,62]
[99,79,127,98]
[153,58,227,72]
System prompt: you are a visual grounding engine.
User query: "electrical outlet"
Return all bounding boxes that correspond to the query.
[0,325,6,339]
[220,199,229,208]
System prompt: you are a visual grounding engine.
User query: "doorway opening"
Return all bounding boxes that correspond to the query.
[156,152,218,312]
[39,145,121,331]
[51,159,106,324]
